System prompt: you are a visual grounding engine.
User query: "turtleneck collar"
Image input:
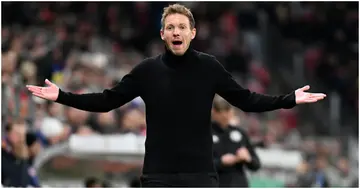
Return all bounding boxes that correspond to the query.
[162,44,196,67]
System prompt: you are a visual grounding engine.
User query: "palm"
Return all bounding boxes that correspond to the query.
[26,79,59,101]
[295,85,326,104]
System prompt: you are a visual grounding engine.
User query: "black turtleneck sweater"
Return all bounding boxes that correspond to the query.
[56,47,296,174]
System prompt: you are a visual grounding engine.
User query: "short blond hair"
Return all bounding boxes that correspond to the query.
[161,4,195,29]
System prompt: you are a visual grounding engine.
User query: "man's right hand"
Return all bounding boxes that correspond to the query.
[221,153,238,166]
[27,79,59,101]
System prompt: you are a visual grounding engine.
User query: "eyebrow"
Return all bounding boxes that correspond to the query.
[166,23,188,27]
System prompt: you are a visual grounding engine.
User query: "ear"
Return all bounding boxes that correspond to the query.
[191,28,196,40]
[160,29,165,41]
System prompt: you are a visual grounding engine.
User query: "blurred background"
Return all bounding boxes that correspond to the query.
[1,1,358,187]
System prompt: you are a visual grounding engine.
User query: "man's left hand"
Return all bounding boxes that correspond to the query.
[295,85,326,104]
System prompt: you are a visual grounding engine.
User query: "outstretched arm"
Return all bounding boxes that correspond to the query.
[212,58,325,112]
[27,62,145,113]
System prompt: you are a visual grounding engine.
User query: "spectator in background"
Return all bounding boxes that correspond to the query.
[333,157,357,187]
[119,108,146,136]
[32,100,71,147]
[65,105,93,135]
[89,111,118,134]
[2,121,33,187]
[295,160,313,187]
[211,96,261,187]
[311,156,330,187]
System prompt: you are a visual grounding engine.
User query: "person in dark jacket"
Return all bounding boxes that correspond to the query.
[211,97,261,187]
[1,122,32,187]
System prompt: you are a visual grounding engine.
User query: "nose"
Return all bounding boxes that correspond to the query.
[173,27,180,36]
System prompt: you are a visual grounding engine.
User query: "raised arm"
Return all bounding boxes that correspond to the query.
[212,57,325,112]
[27,62,145,113]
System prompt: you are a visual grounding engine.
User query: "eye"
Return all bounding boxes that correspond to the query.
[180,25,186,30]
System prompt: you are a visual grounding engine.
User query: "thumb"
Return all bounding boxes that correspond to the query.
[300,85,310,91]
[45,79,54,86]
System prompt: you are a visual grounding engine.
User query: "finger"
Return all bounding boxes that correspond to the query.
[32,86,48,94]
[313,97,325,101]
[26,85,39,88]
[309,93,326,97]
[32,92,47,99]
[310,96,325,100]
[304,99,319,103]
[303,96,326,103]
[301,85,310,91]
[26,85,42,91]
[45,79,53,86]
[27,86,43,93]
[308,95,326,100]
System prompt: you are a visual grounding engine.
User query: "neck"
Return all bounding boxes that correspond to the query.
[219,122,229,128]
[213,120,229,129]
[163,44,194,64]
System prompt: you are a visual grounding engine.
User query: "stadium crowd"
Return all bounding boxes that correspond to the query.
[1,2,358,187]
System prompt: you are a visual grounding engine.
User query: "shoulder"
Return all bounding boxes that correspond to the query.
[193,50,217,63]
[134,55,161,70]
[193,50,225,71]
[194,50,215,59]
[129,55,162,76]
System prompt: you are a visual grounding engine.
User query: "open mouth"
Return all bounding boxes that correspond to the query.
[172,41,183,46]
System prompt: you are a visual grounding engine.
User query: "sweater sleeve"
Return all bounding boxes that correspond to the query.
[56,61,146,112]
[212,57,296,112]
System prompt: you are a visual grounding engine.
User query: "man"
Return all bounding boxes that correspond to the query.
[311,156,330,187]
[211,96,260,187]
[334,157,357,187]
[27,4,326,187]
[2,122,31,187]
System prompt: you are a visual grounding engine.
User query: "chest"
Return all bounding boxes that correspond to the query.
[212,130,246,152]
[143,63,214,102]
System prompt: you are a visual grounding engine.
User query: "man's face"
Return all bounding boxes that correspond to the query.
[8,124,27,144]
[160,13,196,55]
[212,108,232,126]
[316,157,327,170]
